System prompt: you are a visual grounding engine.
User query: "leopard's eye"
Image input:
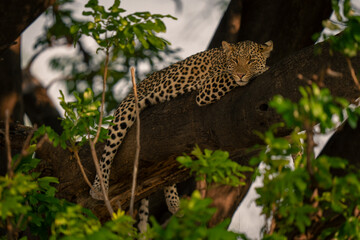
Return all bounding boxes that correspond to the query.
[229,60,237,67]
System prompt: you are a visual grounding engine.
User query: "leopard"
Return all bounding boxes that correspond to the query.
[90,40,273,227]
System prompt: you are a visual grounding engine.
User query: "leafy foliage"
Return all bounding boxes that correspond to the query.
[321,0,360,57]
[71,0,175,54]
[32,88,112,149]
[0,145,71,240]
[58,88,112,146]
[50,206,139,240]
[270,84,355,132]
[39,0,179,113]
[177,145,253,187]
[34,0,81,49]
[250,83,360,238]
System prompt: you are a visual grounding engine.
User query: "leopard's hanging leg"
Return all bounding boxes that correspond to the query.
[164,184,180,214]
[137,198,149,233]
[90,95,146,200]
[136,184,179,233]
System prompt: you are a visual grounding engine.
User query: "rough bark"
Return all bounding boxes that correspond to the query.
[208,0,332,65]
[0,0,55,54]
[1,40,360,224]
[0,0,57,124]
[0,37,23,122]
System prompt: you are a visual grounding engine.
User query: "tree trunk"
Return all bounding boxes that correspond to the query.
[0,37,23,122]
[0,0,59,125]
[0,0,55,54]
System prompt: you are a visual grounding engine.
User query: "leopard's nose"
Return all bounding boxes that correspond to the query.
[237,73,245,79]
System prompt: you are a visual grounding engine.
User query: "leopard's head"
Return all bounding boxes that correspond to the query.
[222,40,273,86]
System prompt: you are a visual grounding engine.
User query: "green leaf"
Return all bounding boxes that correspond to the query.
[70,25,79,34]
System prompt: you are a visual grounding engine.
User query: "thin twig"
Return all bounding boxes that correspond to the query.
[86,47,114,216]
[12,133,48,171]
[73,148,94,191]
[45,75,72,90]
[3,110,15,239]
[20,128,35,156]
[24,47,47,73]
[268,203,277,234]
[4,110,13,178]
[12,128,35,171]
[94,49,110,144]
[87,47,113,216]
[15,204,26,232]
[15,214,24,232]
[346,57,360,91]
[196,174,207,198]
[129,67,141,217]
[89,136,114,216]
[7,217,14,240]
[305,121,315,177]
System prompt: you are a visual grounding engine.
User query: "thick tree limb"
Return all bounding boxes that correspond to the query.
[0,38,23,122]
[0,0,58,127]
[2,41,360,224]
[0,0,55,54]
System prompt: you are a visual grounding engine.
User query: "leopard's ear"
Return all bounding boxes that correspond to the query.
[260,40,273,58]
[222,41,233,57]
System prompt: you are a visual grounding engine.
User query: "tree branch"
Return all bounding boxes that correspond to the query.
[129,67,141,217]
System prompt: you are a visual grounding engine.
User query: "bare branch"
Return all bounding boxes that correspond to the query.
[45,75,72,90]
[129,67,141,217]
[196,175,207,198]
[268,203,276,234]
[20,127,35,156]
[89,136,114,216]
[305,121,315,177]
[94,49,109,144]
[13,131,48,171]
[77,40,92,67]
[87,47,114,216]
[73,148,94,191]
[23,47,48,73]
[6,217,15,240]
[346,57,360,90]
[4,110,13,178]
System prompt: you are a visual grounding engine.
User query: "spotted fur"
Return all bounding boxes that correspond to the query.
[90,40,273,213]
[164,184,179,214]
[137,198,149,233]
